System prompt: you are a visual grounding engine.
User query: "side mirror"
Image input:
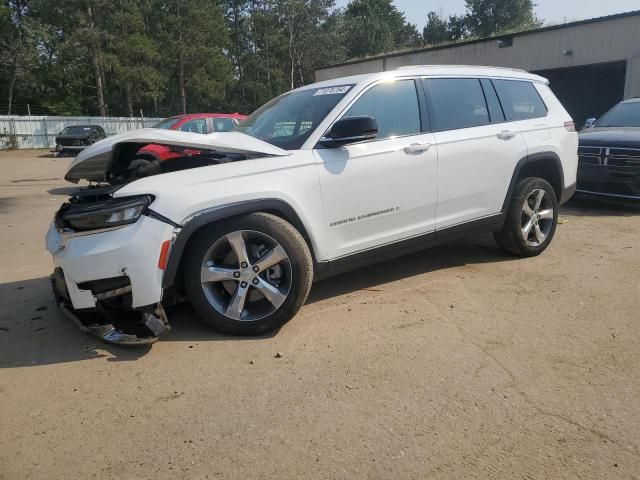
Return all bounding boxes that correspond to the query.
[584,117,597,129]
[320,116,378,147]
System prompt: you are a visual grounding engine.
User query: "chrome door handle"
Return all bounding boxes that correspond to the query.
[403,143,431,155]
[497,130,516,140]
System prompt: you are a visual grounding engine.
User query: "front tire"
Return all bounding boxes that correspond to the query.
[184,213,313,335]
[494,177,559,257]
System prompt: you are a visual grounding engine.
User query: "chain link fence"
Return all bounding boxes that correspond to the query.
[0,115,164,150]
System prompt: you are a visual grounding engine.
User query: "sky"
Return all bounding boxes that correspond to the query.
[334,0,640,30]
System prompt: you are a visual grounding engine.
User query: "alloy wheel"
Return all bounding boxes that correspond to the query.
[200,230,292,321]
[521,188,554,247]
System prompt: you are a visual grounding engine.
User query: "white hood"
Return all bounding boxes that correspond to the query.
[65,128,290,183]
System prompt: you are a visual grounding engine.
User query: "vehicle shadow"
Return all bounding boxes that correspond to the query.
[561,195,640,217]
[0,277,152,368]
[0,277,277,368]
[0,235,513,368]
[306,235,510,304]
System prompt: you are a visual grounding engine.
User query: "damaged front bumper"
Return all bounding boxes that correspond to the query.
[50,267,169,345]
[46,214,176,345]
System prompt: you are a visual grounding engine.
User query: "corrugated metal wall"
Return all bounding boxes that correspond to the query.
[315,13,640,99]
[0,116,163,150]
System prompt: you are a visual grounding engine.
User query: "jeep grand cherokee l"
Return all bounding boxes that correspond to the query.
[47,65,578,345]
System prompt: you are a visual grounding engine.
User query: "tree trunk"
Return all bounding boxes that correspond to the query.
[289,23,295,90]
[7,61,18,115]
[265,24,272,95]
[125,81,134,118]
[91,52,106,117]
[87,4,107,117]
[294,47,304,86]
[100,65,108,115]
[178,48,186,114]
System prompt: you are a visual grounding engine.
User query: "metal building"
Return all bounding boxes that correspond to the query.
[315,10,640,127]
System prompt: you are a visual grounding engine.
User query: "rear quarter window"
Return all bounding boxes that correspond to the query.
[493,79,548,121]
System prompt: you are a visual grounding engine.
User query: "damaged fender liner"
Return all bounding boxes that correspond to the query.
[51,268,170,346]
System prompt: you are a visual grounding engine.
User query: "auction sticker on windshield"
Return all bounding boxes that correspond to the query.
[313,86,351,96]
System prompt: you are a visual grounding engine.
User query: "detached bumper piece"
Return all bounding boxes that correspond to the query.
[51,268,170,346]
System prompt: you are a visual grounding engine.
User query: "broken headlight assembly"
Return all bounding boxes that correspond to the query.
[58,194,154,232]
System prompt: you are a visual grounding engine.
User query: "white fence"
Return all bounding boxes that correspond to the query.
[0,115,164,150]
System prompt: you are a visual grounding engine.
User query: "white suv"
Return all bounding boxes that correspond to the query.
[47,65,578,345]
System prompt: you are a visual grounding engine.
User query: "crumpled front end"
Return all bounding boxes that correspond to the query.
[46,189,177,345]
[49,266,169,345]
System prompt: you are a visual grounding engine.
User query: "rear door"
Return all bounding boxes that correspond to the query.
[423,77,528,229]
[315,78,438,259]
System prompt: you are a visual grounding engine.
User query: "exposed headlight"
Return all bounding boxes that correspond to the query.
[59,195,153,231]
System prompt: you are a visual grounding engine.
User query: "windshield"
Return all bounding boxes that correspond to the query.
[596,102,640,127]
[61,126,92,135]
[153,117,182,129]
[233,85,353,150]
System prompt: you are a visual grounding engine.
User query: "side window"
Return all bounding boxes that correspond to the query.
[343,79,421,140]
[425,78,490,131]
[492,79,548,121]
[480,79,505,123]
[211,118,235,132]
[179,118,208,134]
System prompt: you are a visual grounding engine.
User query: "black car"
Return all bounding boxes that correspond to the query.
[578,98,640,200]
[55,125,107,156]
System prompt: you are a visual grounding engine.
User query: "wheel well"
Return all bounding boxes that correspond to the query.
[262,208,313,249]
[169,207,316,293]
[517,157,563,200]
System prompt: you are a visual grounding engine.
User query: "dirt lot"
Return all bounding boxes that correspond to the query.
[1,149,639,479]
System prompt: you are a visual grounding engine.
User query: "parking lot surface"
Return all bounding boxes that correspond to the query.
[1,149,639,479]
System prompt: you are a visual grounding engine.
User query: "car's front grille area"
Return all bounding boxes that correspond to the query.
[579,146,640,168]
[57,138,88,146]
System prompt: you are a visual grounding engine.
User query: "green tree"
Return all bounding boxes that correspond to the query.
[106,1,165,117]
[343,0,421,58]
[0,0,38,115]
[422,11,448,45]
[446,14,468,40]
[153,0,232,114]
[464,0,541,38]
[220,0,345,113]
[219,0,251,106]
[277,0,344,89]
[23,0,111,115]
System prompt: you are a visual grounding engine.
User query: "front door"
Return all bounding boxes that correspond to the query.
[314,79,438,259]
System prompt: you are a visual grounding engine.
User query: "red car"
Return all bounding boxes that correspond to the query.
[137,113,246,162]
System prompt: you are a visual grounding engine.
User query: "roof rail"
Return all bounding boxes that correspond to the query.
[395,64,528,73]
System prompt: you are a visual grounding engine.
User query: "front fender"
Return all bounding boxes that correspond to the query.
[160,198,316,289]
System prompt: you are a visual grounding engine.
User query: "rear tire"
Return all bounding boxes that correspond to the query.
[184,213,313,335]
[494,177,558,257]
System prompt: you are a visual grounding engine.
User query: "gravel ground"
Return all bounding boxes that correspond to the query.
[1,149,639,479]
